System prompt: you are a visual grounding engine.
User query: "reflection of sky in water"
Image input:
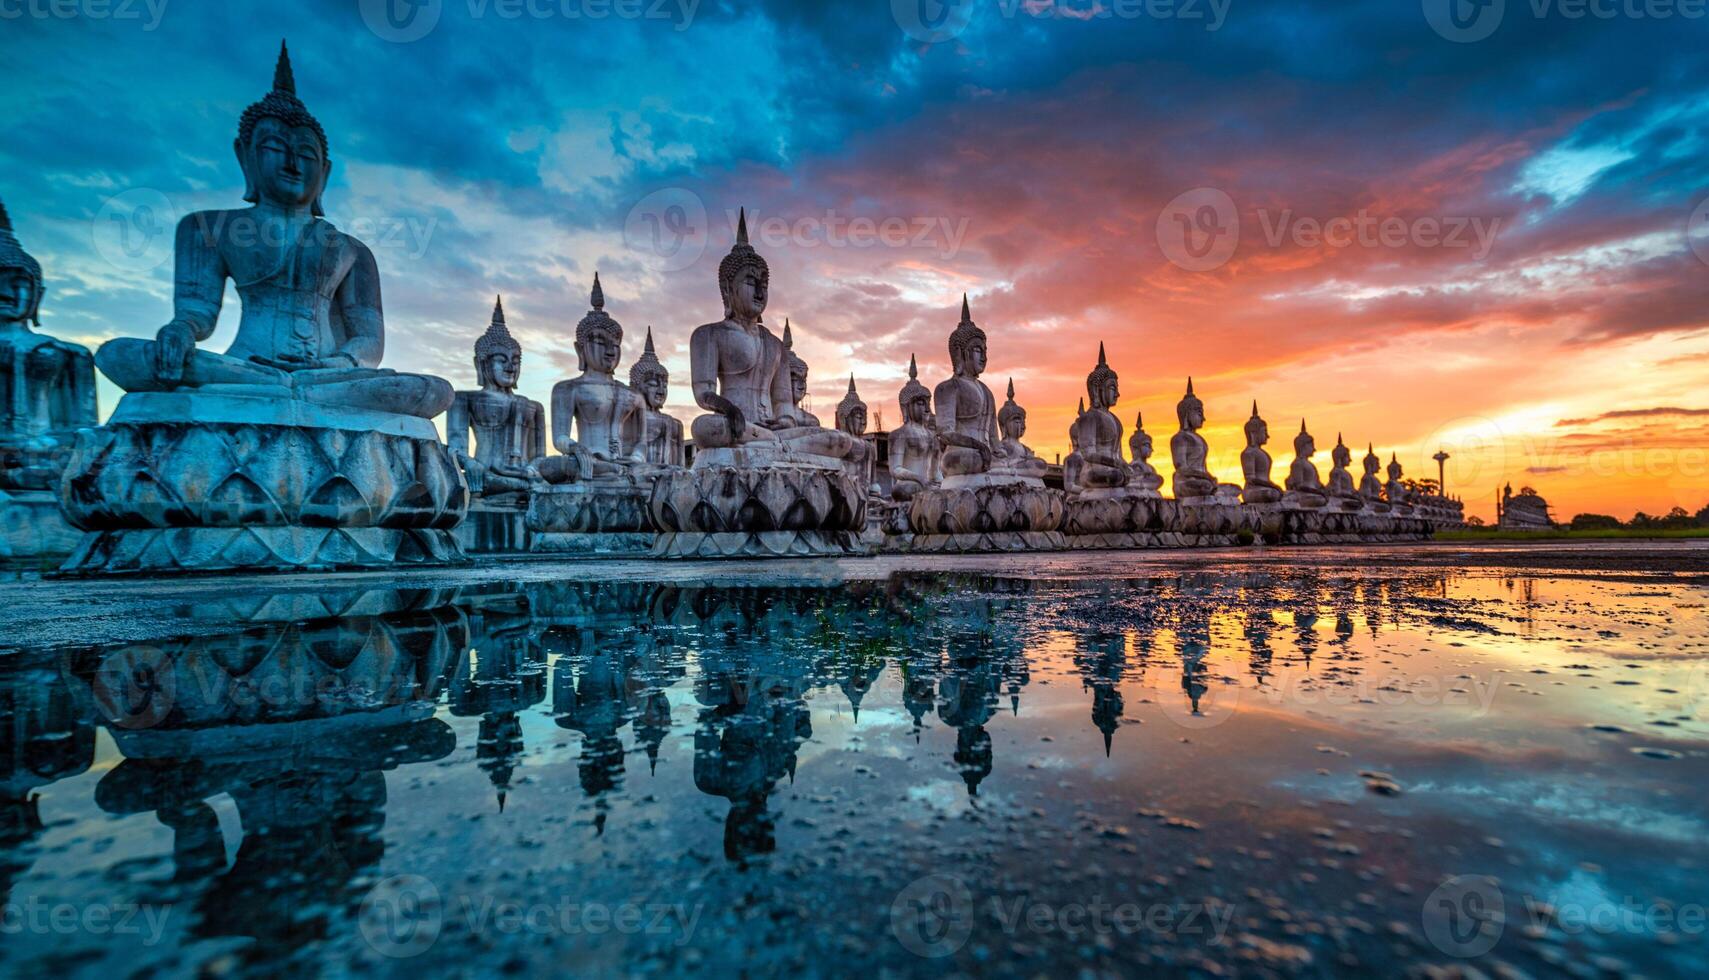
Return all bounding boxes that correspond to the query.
[2,564,1706,977]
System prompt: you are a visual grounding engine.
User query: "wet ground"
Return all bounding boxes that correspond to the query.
[1,543,1706,978]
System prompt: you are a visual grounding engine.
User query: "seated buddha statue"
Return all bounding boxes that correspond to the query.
[834,374,879,494]
[0,197,98,491]
[993,379,1048,482]
[1282,420,1329,509]
[1359,444,1391,513]
[1170,378,1237,500]
[1127,413,1164,497]
[1326,435,1363,510]
[629,327,685,469]
[1063,344,1131,495]
[445,296,546,497]
[1385,454,1411,512]
[1240,401,1284,505]
[92,43,452,420]
[888,355,940,501]
[535,274,649,484]
[686,210,862,464]
[931,296,1000,481]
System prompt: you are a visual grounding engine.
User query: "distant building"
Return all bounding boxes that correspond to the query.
[1497,483,1553,529]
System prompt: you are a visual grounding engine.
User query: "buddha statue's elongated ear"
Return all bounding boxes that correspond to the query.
[314,157,330,217]
[235,137,258,205]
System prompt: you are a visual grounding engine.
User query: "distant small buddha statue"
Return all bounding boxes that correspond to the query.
[535,274,649,485]
[1127,413,1164,497]
[1064,344,1131,494]
[1385,454,1411,513]
[1240,401,1284,505]
[834,375,879,494]
[780,320,821,429]
[1170,378,1237,501]
[932,295,1000,481]
[92,42,452,420]
[1282,420,1328,509]
[445,296,546,497]
[1360,444,1391,513]
[888,355,939,501]
[1326,434,1362,510]
[994,379,1048,481]
[0,196,98,491]
[685,210,861,463]
[629,327,684,468]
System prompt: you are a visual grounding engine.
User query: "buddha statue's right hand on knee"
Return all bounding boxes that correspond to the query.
[154,321,196,383]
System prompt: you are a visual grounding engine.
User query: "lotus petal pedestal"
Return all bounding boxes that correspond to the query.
[58,391,468,574]
[650,448,864,559]
[526,477,656,555]
[0,488,82,562]
[907,474,1066,553]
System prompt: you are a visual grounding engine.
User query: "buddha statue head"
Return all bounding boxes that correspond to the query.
[1176,378,1205,432]
[1363,443,1381,476]
[237,41,330,216]
[718,208,768,322]
[1086,343,1118,410]
[781,319,809,406]
[0,197,43,327]
[947,294,987,379]
[1130,412,1154,461]
[628,326,670,411]
[836,375,868,436]
[1294,420,1315,458]
[473,295,522,392]
[1244,401,1268,448]
[1387,454,1403,482]
[1332,434,1353,470]
[899,354,931,425]
[574,272,623,375]
[998,378,1027,440]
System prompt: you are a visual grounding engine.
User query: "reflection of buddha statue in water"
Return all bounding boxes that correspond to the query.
[887,355,940,501]
[686,210,860,463]
[93,43,451,420]
[931,296,1001,481]
[446,297,546,497]
[629,327,684,468]
[1283,420,1328,509]
[1240,402,1284,504]
[996,379,1049,481]
[0,198,98,491]
[1127,413,1164,497]
[1064,344,1130,494]
[1326,434,1361,510]
[537,274,650,484]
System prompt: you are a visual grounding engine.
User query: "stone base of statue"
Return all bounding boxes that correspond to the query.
[526,475,656,555]
[650,446,864,559]
[1063,487,1160,536]
[0,488,82,561]
[907,473,1065,553]
[456,492,531,554]
[858,497,908,554]
[57,391,468,575]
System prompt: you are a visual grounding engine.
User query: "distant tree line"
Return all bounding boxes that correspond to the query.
[1569,504,1709,531]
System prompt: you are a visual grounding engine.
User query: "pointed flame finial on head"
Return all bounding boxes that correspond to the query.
[1135,410,1144,430]
[590,272,604,311]
[1098,341,1108,367]
[1186,376,1195,397]
[643,325,656,355]
[1007,377,1016,400]
[736,207,749,246]
[848,373,857,394]
[783,317,793,349]
[908,352,918,380]
[1300,418,1308,435]
[1078,397,1086,415]
[492,294,506,323]
[961,293,971,323]
[274,40,296,96]
[1251,400,1260,418]
[0,196,11,233]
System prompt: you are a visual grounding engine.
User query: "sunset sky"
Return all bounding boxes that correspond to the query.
[4,0,1707,522]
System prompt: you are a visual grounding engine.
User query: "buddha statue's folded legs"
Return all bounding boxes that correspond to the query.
[95,342,453,419]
